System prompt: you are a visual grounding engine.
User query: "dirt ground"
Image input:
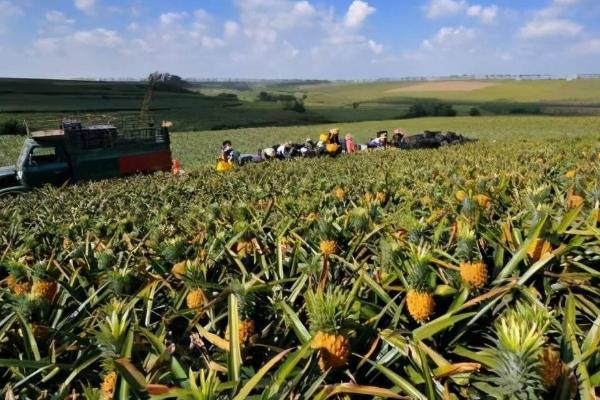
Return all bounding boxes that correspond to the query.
[386,81,497,93]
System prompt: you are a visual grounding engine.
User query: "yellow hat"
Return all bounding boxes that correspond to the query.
[319,133,329,142]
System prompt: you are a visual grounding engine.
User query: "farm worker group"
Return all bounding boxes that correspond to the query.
[216,128,399,171]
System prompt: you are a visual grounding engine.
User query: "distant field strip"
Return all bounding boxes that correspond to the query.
[386,81,498,93]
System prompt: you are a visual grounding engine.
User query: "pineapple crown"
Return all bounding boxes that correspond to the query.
[2,260,28,281]
[482,301,551,398]
[407,245,434,293]
[305,287,354,334]
[345,207,370,232]
[456,223,477,261]
[493,301,549,357]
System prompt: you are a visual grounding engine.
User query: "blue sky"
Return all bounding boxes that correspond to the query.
[1,0,600,79]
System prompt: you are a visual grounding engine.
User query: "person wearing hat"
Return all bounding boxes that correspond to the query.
[328,128,341,146]
[391,128,407,148]
[368,131,388,149]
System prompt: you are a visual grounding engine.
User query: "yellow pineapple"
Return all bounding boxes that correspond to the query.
[333,187,345,200]
[528,239,552,262]
[566,193,583,209]
[405,246,436,323]
[310,331,350,371]
[455,190,467,202]
[101,371,117,400]
[539,347,562,388]
[171,261,187,279]
[235,240,255,257]
[473,194,491,208]
[186,288,207,310]
[406,290,435,323]
[375,191,387,203]
[306,212,319,223]
[319,240,337,257]
[31,280,58,302]
[238,319,255,343]
[6,275,31,296]
[460,261,488,289]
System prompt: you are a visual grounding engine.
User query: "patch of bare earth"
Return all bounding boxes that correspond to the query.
[386,81,497,93]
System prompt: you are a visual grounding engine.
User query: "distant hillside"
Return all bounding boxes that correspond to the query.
[1,78,599,132]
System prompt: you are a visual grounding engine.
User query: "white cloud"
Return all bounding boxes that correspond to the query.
[466,5,498,24]
[520,18,582,39]
[71,29,123,47]
[425,0,498,23]
[224,21,239,38]
[344,0,375,28]
[160,12,188,26]
[570,38,600,55]
[33,28,122,54]
[45,11,75,25]
[422,26,476,49]
[74,0,96,15]
[367,39,383,54]
[425,0,466,19]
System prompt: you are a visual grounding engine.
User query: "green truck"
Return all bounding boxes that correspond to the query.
[0,118,172,195]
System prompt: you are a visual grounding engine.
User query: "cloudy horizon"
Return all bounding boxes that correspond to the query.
[1,0,600,80]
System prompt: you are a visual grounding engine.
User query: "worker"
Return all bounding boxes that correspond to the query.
[391,128,406,148]
[368,131,388,149]
[221,140,240,163]
[344,134,355,154]
[328,128,341,145]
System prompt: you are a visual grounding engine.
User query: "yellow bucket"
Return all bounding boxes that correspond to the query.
[216,159,234,172]
[326,143,340,153]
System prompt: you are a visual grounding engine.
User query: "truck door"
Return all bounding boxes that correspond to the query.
[23,144,69,187]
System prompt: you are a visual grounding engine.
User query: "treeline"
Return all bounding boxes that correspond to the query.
[257,91,306,113]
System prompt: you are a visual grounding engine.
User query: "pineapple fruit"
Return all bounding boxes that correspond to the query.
[305,288,353,372]
[186,288,207,310]
[539,347,562,388]
[405,246,436,323]
[319,240,337,257]
[310,331,350,371]
[456,226,488,290]
[101,371,117,400]
[31,280,58,302]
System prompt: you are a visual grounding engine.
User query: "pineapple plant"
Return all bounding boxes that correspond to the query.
[456,224,488,290]
[405,246,436,323]
[305,287,354,372]
[480,301,550,398]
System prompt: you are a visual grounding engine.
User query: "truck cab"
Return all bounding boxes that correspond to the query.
[17,137,70,188]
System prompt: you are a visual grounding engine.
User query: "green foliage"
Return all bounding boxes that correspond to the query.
[0,118,26,135]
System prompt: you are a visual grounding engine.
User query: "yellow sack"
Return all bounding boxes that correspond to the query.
[326,143,340,153]
[216,159,234,172]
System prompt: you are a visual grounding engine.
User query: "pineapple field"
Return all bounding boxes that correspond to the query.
[1,115,600,399]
